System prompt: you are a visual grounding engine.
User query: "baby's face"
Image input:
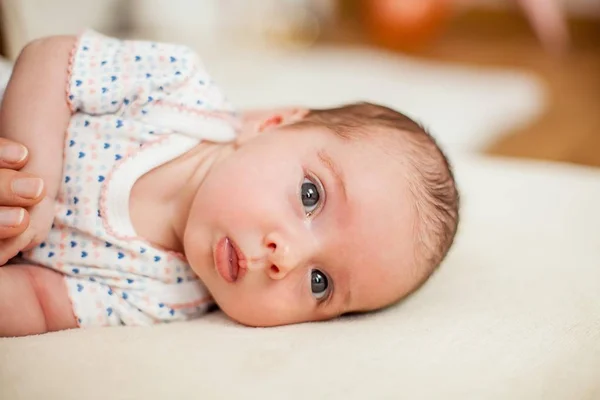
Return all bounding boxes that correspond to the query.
[183,125,418,326]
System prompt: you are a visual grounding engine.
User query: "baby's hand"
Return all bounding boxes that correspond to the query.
[0,197,54,266]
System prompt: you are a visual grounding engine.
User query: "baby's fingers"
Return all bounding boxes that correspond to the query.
[0,230,32,266]
[0,206,29,240]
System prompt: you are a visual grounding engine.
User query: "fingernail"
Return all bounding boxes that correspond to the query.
[0,208,25,227]
[0,144,28,163]
[12,177,44,199]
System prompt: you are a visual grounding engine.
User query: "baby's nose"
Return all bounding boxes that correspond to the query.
[262,231,314,280]
[267,240,299,280]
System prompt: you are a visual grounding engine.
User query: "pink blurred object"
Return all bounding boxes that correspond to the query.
[517,0,571,53]
[457,0,571,53]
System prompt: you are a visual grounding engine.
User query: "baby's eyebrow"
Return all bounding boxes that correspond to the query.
[317,149,347,203]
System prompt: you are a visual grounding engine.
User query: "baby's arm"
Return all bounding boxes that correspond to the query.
[0,37,77,336]
[0,36,75,262]
[0,264,76,337]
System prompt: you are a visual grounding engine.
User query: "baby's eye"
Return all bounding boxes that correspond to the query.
[310,269,330,300]
[300,177,323,216]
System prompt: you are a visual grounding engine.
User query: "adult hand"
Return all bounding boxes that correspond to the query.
[0,138,45,240]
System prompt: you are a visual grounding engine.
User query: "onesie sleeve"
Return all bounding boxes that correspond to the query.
[67,30,237,142]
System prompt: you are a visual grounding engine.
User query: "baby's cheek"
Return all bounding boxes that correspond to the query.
[182,220,211,274]
[225,286,310,327]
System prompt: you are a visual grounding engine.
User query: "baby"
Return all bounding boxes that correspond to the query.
[0,31,459,337]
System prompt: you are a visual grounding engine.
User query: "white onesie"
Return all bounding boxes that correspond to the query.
[23,30,237,327]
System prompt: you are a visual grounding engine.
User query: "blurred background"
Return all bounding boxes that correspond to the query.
[0,0,599,166]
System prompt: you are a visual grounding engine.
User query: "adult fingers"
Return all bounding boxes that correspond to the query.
[0,138,29,169]
[0,169,45,207]
[0,206,30,240]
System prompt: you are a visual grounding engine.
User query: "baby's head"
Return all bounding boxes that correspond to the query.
[183,102,459,326]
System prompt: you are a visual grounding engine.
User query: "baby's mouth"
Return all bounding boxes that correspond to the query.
[227,238,239,281]
[216,237,246,283]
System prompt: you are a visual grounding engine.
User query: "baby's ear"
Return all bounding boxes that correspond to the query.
[255,107,308,132]
[235,107,308,145]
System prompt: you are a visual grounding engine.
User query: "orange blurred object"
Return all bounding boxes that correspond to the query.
[363,0,451,52]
